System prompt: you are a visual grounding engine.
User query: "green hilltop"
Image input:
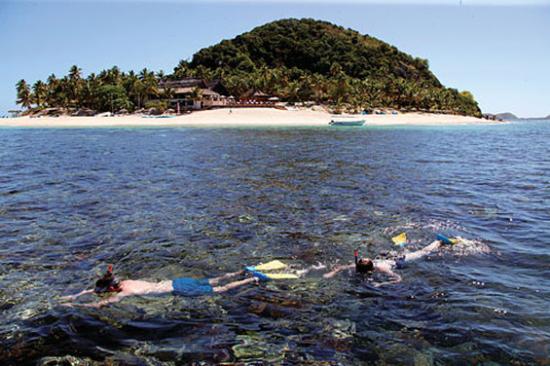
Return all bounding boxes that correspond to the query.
[180,18,481,116]
[15,18,481,117]
[192,18,440,86]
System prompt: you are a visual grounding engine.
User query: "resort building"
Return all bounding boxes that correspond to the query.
[159,78,229,111]
[158,79,285,113]
[240,89,279,105]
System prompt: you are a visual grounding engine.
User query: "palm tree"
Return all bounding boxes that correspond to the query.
[284,80,301,102]
[16,79,33,109]
[173,59,191,79]
[189,87,203,109]
[297,74,315,102]
[139,68,158,106]
[100,66,122,85]
[46,74,62,107]
[190,87,202,102]
[32,80,48,107]
[68,65,84,107]
[224,73,252,98]
[194,65,213,80]
[310,74,328,103]
[159,85,174,105]
[68,65,82,80]
[123,71,141,109]
[82,72,101,110]
[156,70,166,81]
[329,74,350,106]
[58,76,71,108]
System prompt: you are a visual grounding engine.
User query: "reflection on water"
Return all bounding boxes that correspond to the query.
[0,122,549,364]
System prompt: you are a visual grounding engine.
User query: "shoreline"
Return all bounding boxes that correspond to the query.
[0,108,502,128]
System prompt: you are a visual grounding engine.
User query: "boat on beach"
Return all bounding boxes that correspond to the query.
[329,116,365,126]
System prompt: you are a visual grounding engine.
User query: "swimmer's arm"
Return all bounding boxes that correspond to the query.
[81,293,129,308]
[323,264,354,279]
[209,270,245,286]
[374,267,402,287]
[294,263,327,277]
[404,240,442,262]
[213,277,257,293]
[60,289,94,301]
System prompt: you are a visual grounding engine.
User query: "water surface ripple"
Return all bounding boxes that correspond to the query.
[0,122,549,365]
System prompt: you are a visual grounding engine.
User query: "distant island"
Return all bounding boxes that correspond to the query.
[487,112,550,121]
[495,112,519,121]
[13,18,482,118]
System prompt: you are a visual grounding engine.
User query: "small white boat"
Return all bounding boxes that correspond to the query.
[329,116,365,126]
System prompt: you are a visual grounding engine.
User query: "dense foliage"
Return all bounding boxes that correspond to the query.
[16,18,481,116]
[185,19,480,116]
[15,66,168,114]
[192,19,438,86]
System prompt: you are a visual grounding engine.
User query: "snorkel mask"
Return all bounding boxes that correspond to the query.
[94,264,121,294]
[354,249,374,274]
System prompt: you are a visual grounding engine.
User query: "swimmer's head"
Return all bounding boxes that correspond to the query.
[355,258,374,273]
[354,248,374,273]
[94,264,121,294]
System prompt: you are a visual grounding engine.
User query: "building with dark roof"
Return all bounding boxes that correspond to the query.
[159,78,229,111]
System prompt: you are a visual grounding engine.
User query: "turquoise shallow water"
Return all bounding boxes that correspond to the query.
[0,121,549,365]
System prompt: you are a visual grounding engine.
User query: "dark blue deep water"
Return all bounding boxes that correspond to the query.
[1,122,549,365]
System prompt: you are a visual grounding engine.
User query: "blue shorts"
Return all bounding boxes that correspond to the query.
[395,257,407,269]
[172,278,213,296]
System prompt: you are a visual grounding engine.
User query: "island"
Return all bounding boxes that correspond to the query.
[484,112,550,122]
[5,18,494,127]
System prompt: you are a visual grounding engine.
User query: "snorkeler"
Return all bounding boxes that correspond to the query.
[61,264,258,308]
[323,236,454,285]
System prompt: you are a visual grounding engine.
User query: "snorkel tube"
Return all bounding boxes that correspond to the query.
[101,264,115,283]
[437,233,457,245]
[95,264,121,294]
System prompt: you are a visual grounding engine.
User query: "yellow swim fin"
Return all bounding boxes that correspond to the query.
[265,273,299,280]
[392,232,407,246]
[254,260,287,271]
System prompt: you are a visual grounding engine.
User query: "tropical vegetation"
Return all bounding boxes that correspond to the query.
[15,18,481,116]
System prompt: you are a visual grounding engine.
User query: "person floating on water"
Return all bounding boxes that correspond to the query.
[62,235,462,307]
[61,264,259,308]
[323,234,458,286]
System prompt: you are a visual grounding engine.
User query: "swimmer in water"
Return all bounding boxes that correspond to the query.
[323,239,451,286]
[61,264,259,308]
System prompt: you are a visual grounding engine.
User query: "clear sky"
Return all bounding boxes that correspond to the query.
[0,0,549,117]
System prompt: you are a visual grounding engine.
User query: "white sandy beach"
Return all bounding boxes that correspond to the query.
[0,108,498,128]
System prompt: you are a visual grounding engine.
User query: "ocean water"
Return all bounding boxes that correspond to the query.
[0,121,548,365]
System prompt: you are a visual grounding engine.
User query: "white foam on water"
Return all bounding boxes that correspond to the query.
[451,237,491,256]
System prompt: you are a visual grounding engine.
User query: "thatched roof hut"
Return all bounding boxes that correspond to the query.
[159,78,228,96]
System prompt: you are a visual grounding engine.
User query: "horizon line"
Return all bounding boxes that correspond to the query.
[7,0,550,6]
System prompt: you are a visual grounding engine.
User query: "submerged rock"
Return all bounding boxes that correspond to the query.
[248,301,292,319]
[231,334,286,363]
[414,352,434,366]
[38,355,96,366]
[237,214,254,224]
